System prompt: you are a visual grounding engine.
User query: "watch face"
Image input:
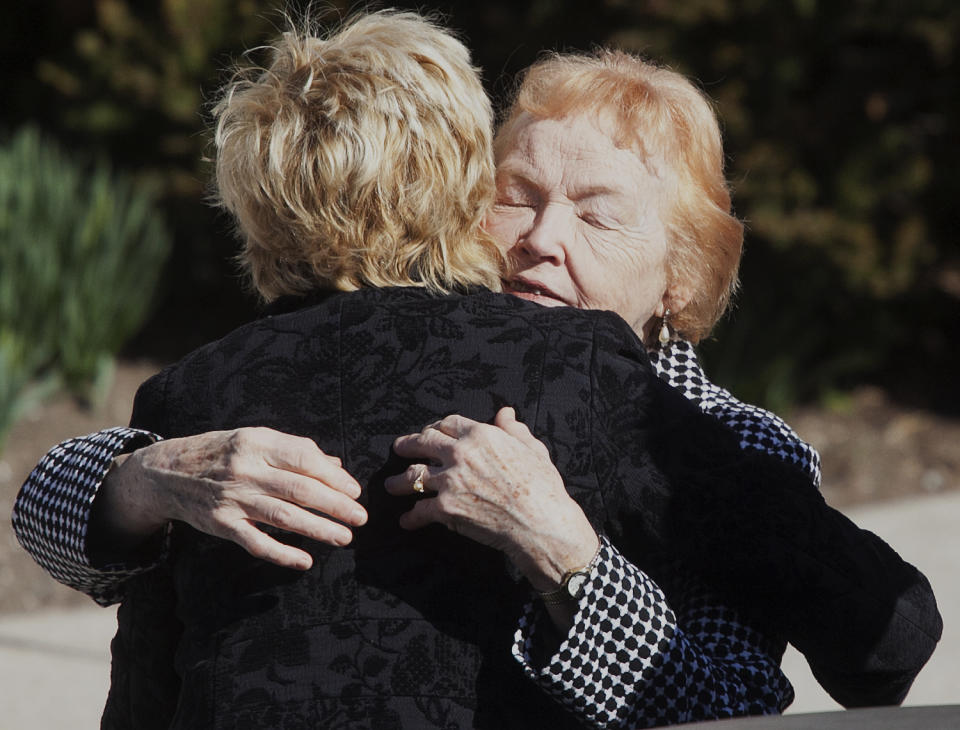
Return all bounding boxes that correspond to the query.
[566,571,589,598]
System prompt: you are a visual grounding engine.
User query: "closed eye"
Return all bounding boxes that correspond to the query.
[579,212,616,230]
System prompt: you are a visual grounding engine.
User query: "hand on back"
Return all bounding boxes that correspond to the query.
[96,427,367,570]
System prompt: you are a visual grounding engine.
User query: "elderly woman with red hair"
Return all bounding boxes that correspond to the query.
[386,48,939,720]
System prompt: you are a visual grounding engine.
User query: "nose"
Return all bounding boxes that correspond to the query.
[516,202,569,265]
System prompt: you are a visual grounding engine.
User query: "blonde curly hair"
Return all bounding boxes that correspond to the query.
[212,10,503,301]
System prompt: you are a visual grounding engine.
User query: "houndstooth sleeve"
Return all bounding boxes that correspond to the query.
[649,340,822,487]
[12,427,163,606]
[513,537,793,728]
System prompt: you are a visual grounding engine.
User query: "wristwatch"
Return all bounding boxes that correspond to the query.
[537,540,603,606]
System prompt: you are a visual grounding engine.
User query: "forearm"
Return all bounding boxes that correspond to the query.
[86,450,174,565]
[11,427,164,605]
[511,509,601,636]
[668,448,942,706]
[632,387,941,707]
[762,522,940,707]
[513,539,792,729]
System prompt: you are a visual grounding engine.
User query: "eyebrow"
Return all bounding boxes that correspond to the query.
[495,159,635,208]
[497,170,628,199]
[494,170,539,194]
[494,164,529,181]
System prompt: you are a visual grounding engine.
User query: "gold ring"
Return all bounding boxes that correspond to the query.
[412,468,426,494]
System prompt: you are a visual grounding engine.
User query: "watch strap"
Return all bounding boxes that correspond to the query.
[536,538,603,606]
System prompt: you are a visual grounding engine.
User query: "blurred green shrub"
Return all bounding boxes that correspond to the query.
[32,0,314,196]
[0,126,171,445]
[12,1,312,352]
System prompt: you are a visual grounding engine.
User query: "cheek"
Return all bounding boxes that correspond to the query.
[624,230,669,282]
[633,247,668,290]
[614,242,669,322]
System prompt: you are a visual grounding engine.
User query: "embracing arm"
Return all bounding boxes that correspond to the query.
[12,428,163,605]
[654,342,940,705]
[387,408,791,727]
[631,385,942,708]
[511,400,942,713]
[588,325,940,709]
[12,426,367,605]
[514,538,792,729]
[675,448,941,708]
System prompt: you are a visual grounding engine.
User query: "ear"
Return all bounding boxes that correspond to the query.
[656,281,694,318]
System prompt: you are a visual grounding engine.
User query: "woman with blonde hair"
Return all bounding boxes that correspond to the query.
[15,9,937,729]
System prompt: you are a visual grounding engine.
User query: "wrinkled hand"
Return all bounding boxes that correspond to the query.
[385,407,597,591]
[95,427,366,570]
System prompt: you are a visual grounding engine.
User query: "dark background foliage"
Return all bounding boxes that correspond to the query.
[4,0,957,413]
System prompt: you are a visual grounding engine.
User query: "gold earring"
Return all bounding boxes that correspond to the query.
[658,309,671,346]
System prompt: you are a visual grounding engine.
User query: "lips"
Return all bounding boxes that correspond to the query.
[504,277,567,307]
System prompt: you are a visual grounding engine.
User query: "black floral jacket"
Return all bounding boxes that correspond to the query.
[103,287,802,729]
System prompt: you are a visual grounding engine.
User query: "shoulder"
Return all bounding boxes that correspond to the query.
[650,340,822,486]
[349,288,647,354]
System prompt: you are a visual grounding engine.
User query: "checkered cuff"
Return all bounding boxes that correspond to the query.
[513,537,678,727]
[513,538,792,728]
[12,427,163,606]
